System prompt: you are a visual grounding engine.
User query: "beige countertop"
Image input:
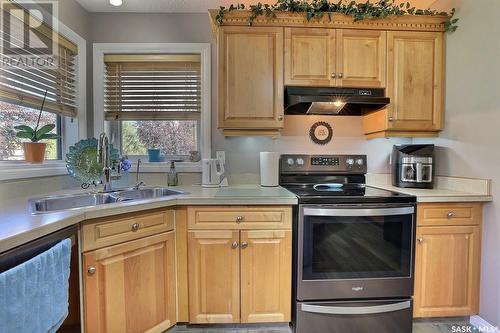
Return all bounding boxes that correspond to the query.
[367,174,493,203]
[0,185,298,253]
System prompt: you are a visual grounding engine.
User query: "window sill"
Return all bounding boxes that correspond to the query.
[0,161,69,181]
[131,161,201,173]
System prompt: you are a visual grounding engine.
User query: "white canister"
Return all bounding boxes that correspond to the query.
[260,152,280,187]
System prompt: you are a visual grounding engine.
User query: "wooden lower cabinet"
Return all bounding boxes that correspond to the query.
[83,232,176,333]
[188,229,292,324]
[414,225,481,318]
[241,230,291,323]
[188,230,241,324]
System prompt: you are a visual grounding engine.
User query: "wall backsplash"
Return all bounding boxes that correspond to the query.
[214,115,411,175]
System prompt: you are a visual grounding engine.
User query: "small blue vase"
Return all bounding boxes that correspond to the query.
[148,149,162,162]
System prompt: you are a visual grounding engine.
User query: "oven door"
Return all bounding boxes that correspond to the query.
[298,205,415,300]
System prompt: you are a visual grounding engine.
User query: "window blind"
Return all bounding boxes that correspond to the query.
[104,54,201,121]
[0,5,78,117]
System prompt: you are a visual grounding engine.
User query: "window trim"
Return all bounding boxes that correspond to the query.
[93,43,212,173]
[0,8,87,181]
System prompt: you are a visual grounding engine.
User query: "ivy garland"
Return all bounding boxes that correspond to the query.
[216,0,459,32]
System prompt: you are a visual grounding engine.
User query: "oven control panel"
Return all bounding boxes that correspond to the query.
[281,154,367,174]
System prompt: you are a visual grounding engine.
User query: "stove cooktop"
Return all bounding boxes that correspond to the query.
[282,184,416,204]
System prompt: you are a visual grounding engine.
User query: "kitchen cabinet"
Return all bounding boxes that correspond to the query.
[186,206,292,324]
[240,230,292,323]
[285,28,386,88]
[363,31,444,138]
[218,26,284,137]
[414,203,482,318]
[83,232,176,333]
[188,230,241,324]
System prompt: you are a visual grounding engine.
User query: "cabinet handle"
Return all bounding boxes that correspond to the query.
[236,216,244,223]
[240,241,248,249]
[447,211,455,218]
[331,73,336,79]
[417,237,424,244]
[131,223,140,231]
[278,115,284,121]
[87,266,96,275]
[231,241,239,249]
[388,116,394,122]
[338,73,343,79]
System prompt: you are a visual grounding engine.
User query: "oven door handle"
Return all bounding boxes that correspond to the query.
[302,206,414,217]
[301,301,411,315]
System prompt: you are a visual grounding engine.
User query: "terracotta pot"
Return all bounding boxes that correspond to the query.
[24,142,47,163]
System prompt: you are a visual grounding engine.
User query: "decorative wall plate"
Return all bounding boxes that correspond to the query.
[66,138,119,185]
[309,121,333,145]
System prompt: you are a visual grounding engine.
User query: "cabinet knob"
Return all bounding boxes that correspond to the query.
[131,223,140,231]
[87,266,96,275]
[240,241,248,249]
[388,116,394,122]
[338,73,343,79]
[231,241,239,249]
[417,237,424,244]
[236,216,244,223]
[278,115,284,121]
[331,73,336,79]
[447,211,455,218]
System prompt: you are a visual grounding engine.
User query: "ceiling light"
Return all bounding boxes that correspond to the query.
[109,0,123,6]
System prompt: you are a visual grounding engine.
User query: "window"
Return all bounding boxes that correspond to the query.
[0,101,62,160]
[0,3,79,163]
[104,54,201,160]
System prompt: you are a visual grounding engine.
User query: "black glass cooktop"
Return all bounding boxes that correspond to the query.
[282,184,416,204]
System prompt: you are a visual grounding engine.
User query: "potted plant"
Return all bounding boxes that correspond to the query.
[14,91,60,163]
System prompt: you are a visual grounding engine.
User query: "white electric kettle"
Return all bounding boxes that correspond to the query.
[202,158,226,187]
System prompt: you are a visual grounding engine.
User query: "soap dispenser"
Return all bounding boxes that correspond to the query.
[167,160,178,186]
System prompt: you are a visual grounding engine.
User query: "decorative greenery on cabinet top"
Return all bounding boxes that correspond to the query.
[212,0,458,32]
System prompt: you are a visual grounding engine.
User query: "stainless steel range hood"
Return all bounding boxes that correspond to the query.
[285,87,390,116]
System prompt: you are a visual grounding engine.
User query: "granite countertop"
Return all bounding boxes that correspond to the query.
[0,185,298,253]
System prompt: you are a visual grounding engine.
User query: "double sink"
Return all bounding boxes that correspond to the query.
[29,187,186,214]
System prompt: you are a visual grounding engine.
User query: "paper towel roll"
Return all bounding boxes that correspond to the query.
[260,152,280,187]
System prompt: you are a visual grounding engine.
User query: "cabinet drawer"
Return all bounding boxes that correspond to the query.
[82,209,174,251]
[187,206,292,230]
[417,203,482,226]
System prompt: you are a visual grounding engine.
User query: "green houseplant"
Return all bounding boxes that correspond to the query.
[14,91,60,163]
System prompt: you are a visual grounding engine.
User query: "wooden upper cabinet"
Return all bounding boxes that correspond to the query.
[414,226,481,318]
[240,230,291,323]
[188,230,240,324]
[285,28,335,86]
[386,31,444,131]
[83,232,176,333]
[337,29,386,88]
[285,28,386,88]
[218,26,284,133]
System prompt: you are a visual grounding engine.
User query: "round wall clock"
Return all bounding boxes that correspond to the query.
[309,121,333,145]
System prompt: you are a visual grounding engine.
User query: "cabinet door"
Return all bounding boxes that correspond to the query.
[336,29,386,88]
[386,31,444,131]
[285,28,335,86]
[83,232,176,333]
[414,226,481,317]
[188,230,240,323]
[240,230,292,323]
[218,26,284,130]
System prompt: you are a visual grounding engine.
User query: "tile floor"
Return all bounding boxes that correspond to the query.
[170,318,477,333]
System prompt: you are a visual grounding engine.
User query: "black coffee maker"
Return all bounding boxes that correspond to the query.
[391,144,435,189]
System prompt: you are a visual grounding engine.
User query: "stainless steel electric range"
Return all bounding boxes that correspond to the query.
[280,154,417,333]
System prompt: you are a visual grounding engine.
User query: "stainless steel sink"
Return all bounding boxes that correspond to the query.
[28,187,186,214]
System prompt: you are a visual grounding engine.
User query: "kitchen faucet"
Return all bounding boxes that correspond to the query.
[97,133,112,192]
[134,158,145,190]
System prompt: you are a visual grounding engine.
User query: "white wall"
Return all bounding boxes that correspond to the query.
[415,0,500,326]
